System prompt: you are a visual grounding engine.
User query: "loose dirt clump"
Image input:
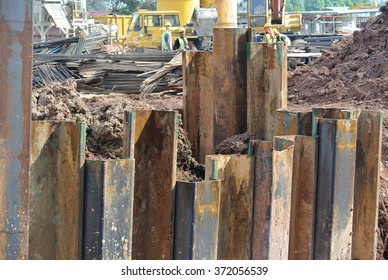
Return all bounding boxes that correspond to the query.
[176,116,205,182]
[31,80,202,180]
[83,95,154,159]
[32,78,92,124]
[214,132,258,154]
[288,3,388,259]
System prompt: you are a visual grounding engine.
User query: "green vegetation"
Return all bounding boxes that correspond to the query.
[86,0,156,14]
[86,0,380,14]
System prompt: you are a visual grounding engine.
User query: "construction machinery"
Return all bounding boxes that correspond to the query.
[124,0,218,50]
[247,0,302,34]
[33,0,92,40]
[349,0,378,10]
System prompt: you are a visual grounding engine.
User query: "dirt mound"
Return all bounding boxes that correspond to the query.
[214,132,258,154]
[32,79,92,124]
[288,4,388,259]
[31,80,201,180]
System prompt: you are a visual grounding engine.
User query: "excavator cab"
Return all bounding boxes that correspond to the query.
[126,10,183,49]
[248,0,302,34]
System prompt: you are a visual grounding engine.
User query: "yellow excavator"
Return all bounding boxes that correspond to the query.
[349,0,378,10]
[247,0,302,34]
[125,0,218,50]
[124,0,303,51]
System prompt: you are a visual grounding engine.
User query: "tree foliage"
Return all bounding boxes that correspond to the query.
[86,0,156,14]
[86,0,378,15]
[286,0,305,12]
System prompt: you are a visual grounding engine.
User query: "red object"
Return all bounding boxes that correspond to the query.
[272,0,281,21]
[104,44,123,54]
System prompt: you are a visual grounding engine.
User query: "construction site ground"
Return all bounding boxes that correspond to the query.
[31,4,388,260]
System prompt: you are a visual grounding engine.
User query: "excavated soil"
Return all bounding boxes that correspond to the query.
[214,132,258,154]
[32,79,202,181]
[288,4,388,260]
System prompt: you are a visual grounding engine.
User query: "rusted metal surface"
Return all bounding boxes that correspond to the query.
[314,119,357,260]
[205,155,254,260]
[125,110,178,260]
[312,108,356,138]
[275,136,316,260]
[250,138,294,260]
[213,28,248,146]
[247,43,287,140]
[183,51,214,163]
[352,111,383,260]
[0,0,32,260]
[29,121,86,260]
[122,112,135,158]
[83,159,135,260]
[174,180,221,260]
[276,110,312,136]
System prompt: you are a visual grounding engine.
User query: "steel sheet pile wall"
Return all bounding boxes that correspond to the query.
[314,118,357,259]
[247,43,287,140]
[123,110,178,260]
[29,121,86,260]
[352,111,383,260]
[250,138,294,260]
[183,51,214,163]
[275,136,316,260]
[174,180,221,260]
[184,28,248,162]
[276,110,312,136]
[204,155,254,260]
[83,159,135,260]
[0,0,32,260]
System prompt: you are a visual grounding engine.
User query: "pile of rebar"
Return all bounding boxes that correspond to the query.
[32,49,182,93]
[139,52,183,97]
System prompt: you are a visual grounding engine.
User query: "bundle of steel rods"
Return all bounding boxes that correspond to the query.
[32,64,78,88]
[139,52,183,97]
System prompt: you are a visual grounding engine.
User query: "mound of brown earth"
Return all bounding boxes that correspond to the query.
[31,79,202,181]
[214,132,258,154]
[288,3,388,259]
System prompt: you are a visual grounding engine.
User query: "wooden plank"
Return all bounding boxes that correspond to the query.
[352,111,383,260]
[83,159,135,260]
[183,51,214,163]
[250,138,294,259]
[314,119,357,260]
[29,121,86,260]
[174,180,221,260]
[204,155,254,260]
[276,110,312,136]
[274,136,316,260]
[247,43,287,140]
[213,28,248,146]
[127,110,178,260]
